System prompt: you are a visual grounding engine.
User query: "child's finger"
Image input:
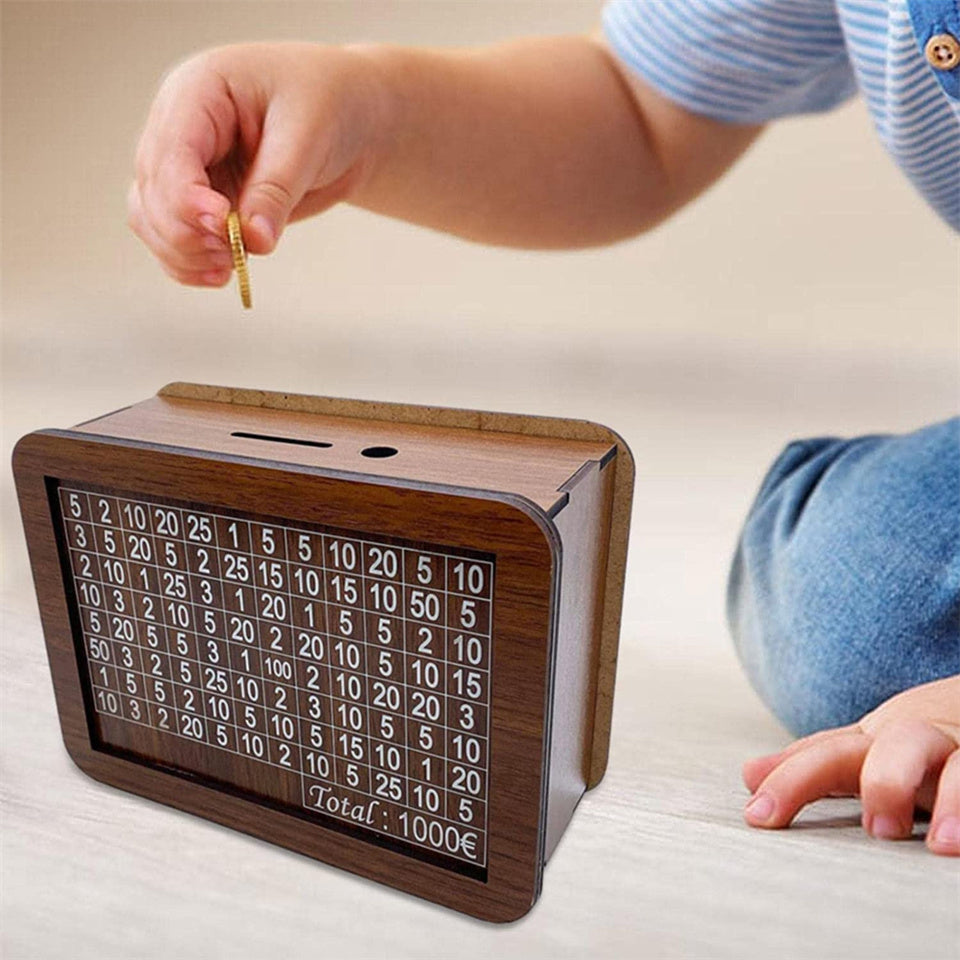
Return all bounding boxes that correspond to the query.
[238,102,326,255]
[744,731,870,829]
[742,725,858,793]
[859,719,957,840]
[129,182,233,276]
[927,748,960,856]
[140,168,231,265]
[134,64,236,260]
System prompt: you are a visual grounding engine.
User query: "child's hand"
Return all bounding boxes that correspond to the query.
[742,675,960,854]
[127,43,384,286]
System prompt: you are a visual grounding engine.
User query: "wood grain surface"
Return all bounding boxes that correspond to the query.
[14,429,573,921]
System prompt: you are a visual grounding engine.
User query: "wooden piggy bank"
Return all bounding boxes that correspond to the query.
[13,383,634,921]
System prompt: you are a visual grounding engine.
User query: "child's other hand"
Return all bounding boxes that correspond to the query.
[742,675,960,854]
[127,43,383,286]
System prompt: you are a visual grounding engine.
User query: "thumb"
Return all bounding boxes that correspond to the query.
[238,104,320,254]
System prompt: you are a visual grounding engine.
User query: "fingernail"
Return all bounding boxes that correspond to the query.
[745,792,775,824]
[203,270,228,286]
[199,213,221,236]
[930,816,960,851]
[202,235,224,251]
[250,214,275,246]
[871,815,905,840]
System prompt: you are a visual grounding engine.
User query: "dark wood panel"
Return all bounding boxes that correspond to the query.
[14,431,557,921]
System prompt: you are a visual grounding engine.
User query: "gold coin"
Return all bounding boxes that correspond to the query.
[226,211,252,309]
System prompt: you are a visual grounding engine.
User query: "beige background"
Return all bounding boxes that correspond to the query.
[2,3,958,959]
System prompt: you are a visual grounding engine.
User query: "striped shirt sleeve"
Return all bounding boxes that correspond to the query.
[602,0,859,124]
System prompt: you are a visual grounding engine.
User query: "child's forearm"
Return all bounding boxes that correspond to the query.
[351,35,758,248]
[129,34,761,282]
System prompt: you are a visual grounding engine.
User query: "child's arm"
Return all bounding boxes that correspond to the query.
[743,675,960,854]
[128,37,761,284]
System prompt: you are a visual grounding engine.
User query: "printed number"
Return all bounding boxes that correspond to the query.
[258,560,284,589]
[450,765,483,797]
[229,616,255,643]
[154,508,179,536]
[412,784,441,813]
[306,752,330,777]
[68,493,82,518]
[162,571,187,598]
[270,714,296,740]
[297,534,312,562]
[88,636,110,661]
[367,581,398,613]
[292,567,321,597]
[373,773,403,801]
[452,734,482,763]
[410,691,441,721]
[260,528,276,555]
[459,599,477,629]
[411,659,441,690]
[330,575,358,605]
[373,743,402,771]
[78,581,101,606]
[409,590,441,622]
[333,641,361,670]
[95,689,119,714]
[122,502,147,530]
[223,553,250,582]
[329,540,357,570]
[452,634,484,665]
[457,798,475,824]
[337,703,363,731]
[181,714,204,739]
[185,514,212,543]
[453,561,486,595]
[127,535,151,561]
[372,682,401,711]
[260,592,287,621]
[417,627,434,655]
[239,731,264,756]
[298,632,324,660]
[102,558,124,584]
[452,668,483,700]
[366,546,398,578]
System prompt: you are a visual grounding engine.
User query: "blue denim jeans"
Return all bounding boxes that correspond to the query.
[727,418,960,737]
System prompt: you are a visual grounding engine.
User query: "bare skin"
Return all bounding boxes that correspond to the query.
[744,675,960,855]
[127,37,760,283]
[128,35,959,854]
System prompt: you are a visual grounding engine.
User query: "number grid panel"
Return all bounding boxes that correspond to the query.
[60,485,493,869]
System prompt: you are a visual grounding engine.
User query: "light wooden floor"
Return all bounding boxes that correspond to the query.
[3,599,957,959]
[3,342,958,959]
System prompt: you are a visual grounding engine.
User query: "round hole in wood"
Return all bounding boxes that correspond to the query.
[361,445,398,458]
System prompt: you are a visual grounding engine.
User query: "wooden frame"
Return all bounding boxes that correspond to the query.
[13,385,635,921]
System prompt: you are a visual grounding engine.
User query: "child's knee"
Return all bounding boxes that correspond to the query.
[728,420,960,736]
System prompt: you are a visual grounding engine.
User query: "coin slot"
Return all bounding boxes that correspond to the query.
[361,446,398,459]
[231,431,333,449]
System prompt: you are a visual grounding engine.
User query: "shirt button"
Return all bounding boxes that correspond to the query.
[925,33,960,71]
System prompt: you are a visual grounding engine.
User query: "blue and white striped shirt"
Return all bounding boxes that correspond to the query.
[603,0,960,231]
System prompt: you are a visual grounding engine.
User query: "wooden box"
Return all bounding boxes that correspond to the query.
[13,383,634,921]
